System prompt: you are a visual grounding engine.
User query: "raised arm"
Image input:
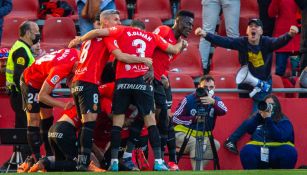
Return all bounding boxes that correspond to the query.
[270,26,298,50]
[195,27,243,50]
[68,28,110,48]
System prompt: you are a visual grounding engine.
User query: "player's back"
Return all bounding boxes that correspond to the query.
[24,48,78,89]
[109,26,169,79]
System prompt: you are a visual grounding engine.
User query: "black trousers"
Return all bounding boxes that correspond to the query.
[8,89,31,161]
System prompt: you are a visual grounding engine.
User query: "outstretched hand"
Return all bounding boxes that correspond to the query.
[289,25,299,37]
[195,27,206,37]
[68,36,81,48]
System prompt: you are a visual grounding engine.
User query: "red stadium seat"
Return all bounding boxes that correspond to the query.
[211,72,237,98]
[272,74,285,98]
[6,0,39,20]
[50,0,79,20]
[179,0,202,18]
[170,45,203,78]
[240,0,259,18]
[210,47,240,74]
[168,72,195,112]
[115,0,129,20]
[0,17,26,48]
[41,17,77,52]
[186,17,202,47]
[134,17,162,32]
[218,16,250,36]
[133,0,172,21]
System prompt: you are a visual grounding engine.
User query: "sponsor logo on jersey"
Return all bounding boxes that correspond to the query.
[117,83,147,91]
[50,75,60,85]
[16,57,25,65]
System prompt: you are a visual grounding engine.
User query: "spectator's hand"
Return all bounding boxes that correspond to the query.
[143,57,153,67]
[289,26,299,37]
[259,109,272,119]
[64,101,74,110]
[200,96,215,105]
[68,36,81,48]
[195,27,207,37]
[161,75,169,88]
[143,69,154,84]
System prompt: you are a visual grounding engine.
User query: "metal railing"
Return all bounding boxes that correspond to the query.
[52,88,307,96]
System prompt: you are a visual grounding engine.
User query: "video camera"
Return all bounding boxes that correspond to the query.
[196,87,209,97]
[257,101,273,112]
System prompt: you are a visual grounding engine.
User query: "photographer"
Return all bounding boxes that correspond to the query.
[240,94,297,169]
[172,75,227,170]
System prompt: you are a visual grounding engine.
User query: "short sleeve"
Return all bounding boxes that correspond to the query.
[45,67,69,88]
[154,34,169,51]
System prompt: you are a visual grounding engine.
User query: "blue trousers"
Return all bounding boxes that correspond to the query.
[240,144,297,169]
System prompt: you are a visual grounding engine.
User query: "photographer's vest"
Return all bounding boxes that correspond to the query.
[6,40,35,91]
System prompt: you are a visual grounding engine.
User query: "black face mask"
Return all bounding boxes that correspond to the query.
[32,33,40,45]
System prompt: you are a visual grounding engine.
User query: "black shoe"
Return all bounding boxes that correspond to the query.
[76,164,88,171]
[224,139,239,155]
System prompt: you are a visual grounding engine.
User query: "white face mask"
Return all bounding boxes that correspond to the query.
[208,89,214,97]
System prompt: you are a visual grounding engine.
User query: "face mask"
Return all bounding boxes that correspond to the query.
[208,89,214,97]
[32,33,40,45]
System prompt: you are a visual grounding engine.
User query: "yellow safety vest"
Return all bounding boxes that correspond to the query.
[6,40,35,91]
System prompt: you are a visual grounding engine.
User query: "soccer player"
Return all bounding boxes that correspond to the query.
[69,21,187,171]
[18,48,79,172]
[150,10,195,170]
[69,10,153,171]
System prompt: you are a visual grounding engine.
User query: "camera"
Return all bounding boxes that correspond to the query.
[196,87,209,97]
[258,101,273,112]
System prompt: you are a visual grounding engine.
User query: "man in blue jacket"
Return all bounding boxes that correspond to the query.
[172,75,227,170]
[195,18,298,154]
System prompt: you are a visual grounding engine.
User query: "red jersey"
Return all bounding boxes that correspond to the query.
[23,49,78,89]
[98,82,115,100]
[106,26,170,79]
[72,34,117,85]
[62,107,81,129]
[152,25,179,81]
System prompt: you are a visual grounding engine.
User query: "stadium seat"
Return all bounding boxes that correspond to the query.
[179,0,202,18]
[134,17,162,32]
[217,16,250,36]
[186,17,202,47]
[6,0,39,20]
[41,17,77,52]
[272,74,285,98]
[210,47,240,74]
[133,0,172,21]
[169,45,203,78]
[168,72,195,112]
[115,0,129,20]
[50,0,79,20]
[0,17,26,48]
[240,0,259,18]
[211,73,237,98]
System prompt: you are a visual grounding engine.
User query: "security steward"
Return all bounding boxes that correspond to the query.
[5,21,40,160]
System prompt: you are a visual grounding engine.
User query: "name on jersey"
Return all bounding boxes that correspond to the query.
[117,83,146,91]
[127,31,152,42]
[57,49,71,61]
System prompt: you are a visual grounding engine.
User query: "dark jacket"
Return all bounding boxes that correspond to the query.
[245,113,295,143]
[0,0,12,27]
[172,92,227,131]
[204,33,293,80]
[295,0,307,53]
